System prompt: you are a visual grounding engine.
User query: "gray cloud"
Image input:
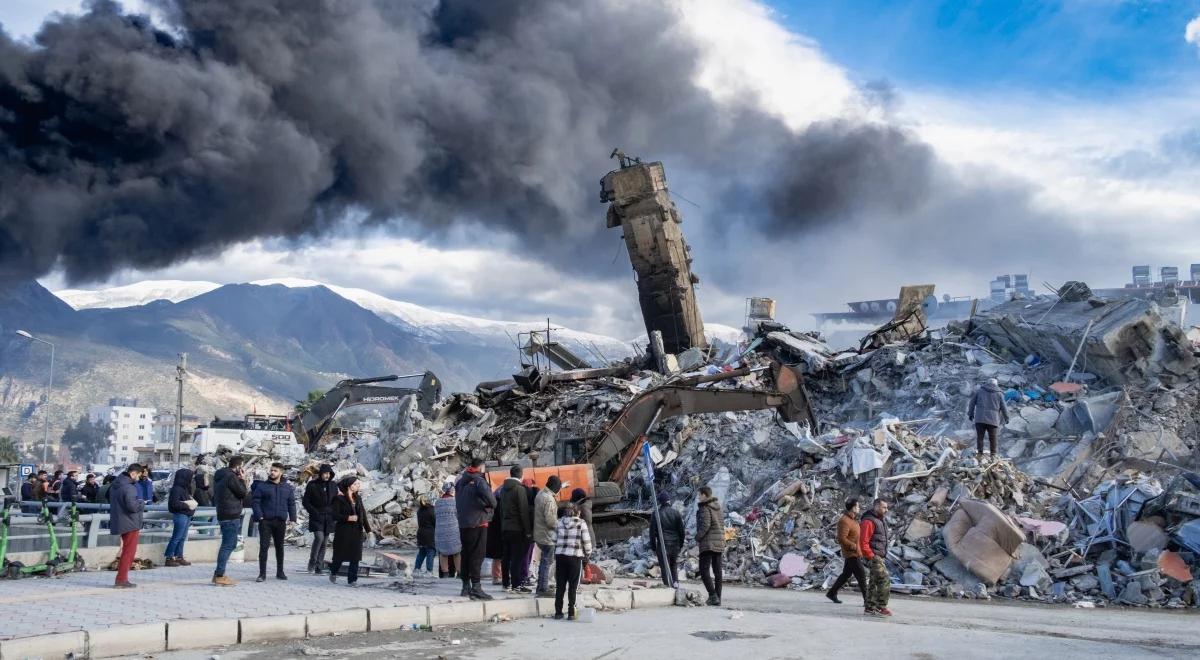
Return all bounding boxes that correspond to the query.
[1,0,933,285]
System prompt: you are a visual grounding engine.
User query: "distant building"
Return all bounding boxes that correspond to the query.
[1160,266,1180,286]
[1132,265,1151,287]
[989,274,1032,303]
[88,398,158,466]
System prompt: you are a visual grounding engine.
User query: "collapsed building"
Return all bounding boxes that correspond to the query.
[202,154,1200,609]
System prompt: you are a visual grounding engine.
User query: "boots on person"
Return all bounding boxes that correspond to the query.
[461,581,472,598]
[256,573,266,583]
[307,560,316,573]
[470,581,494,601]
[175,557,191,566]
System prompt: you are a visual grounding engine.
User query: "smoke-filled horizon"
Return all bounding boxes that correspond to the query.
[0,0,941,285]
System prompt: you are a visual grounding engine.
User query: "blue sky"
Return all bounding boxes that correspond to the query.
[769,0,1200,95]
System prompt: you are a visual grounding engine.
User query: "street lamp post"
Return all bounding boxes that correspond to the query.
[16,330,55,466]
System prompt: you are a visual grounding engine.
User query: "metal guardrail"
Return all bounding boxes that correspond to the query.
[4,501,255,554]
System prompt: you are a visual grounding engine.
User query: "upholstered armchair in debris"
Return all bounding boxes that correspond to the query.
[942,499,1025,584]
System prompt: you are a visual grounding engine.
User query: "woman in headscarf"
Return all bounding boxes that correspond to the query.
[329,476,371,586]
[434,481,462,578]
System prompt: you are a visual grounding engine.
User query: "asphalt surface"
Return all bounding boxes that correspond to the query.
[140,585,1200,660]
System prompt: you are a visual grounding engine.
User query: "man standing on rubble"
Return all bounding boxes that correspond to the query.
[859,498,893,617]
[499,466,534,593]
[533,475,562,597]
[303,464,338,574]
[968,378,1009,460]
[456,458,497,600]
[212,456,248,587]
[252,462,296,582]
[826,498,867,606]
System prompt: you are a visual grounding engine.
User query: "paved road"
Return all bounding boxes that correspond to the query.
[0,547,481,639]
[141,586,1200,660]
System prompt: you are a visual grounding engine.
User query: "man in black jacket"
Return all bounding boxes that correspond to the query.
[211,456,248,586]
[59,470,79,503]
[650,490,686,587]
[79,473,100,503]
[302,464,338,574]
[252,462,296,581]
[499,466,533,593]
[455,458,497,601]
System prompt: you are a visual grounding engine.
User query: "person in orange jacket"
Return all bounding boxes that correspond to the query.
[826,498,867,607]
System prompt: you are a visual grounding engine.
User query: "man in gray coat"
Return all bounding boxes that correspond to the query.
[109,463,146,589]
[532,475,561,597]
[968,378,1010,458]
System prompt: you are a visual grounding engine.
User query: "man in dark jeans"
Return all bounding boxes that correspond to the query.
[252,462,296,582]
[212,456,248,587]
[455,458,497,601]
[499,465,533,593]
[826,498,867,606]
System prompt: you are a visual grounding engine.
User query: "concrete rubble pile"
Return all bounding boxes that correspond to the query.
[216,282,1200,607]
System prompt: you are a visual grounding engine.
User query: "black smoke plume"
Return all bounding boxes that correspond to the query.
[0,0,935,282]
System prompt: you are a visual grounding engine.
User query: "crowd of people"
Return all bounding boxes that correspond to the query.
[22,457,737,618]
[19,467,152,506]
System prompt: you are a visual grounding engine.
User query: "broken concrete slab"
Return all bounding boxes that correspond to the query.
[1126,520,1170,553]
[973,294,1198,385]
[905,518,935,542]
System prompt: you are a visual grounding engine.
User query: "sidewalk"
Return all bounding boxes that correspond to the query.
[0,546,675,657]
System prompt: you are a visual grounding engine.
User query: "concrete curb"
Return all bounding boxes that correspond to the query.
[0,586,675,658]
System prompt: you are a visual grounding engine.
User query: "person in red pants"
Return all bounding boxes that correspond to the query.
[109,463,146,588]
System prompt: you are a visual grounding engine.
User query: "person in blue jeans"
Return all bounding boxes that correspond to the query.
[414,495,437,576]
[212,456,248,586]
[165,467,197,566]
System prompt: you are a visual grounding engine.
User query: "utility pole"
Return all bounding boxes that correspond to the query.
[16,330,54,466]
[174,353,187,466]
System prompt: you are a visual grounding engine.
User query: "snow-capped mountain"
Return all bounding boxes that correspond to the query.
[51,278,637,363]
[55,280,221,309]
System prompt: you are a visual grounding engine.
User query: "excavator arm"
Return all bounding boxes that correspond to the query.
[293,372,442,450]
[584,361,817,489]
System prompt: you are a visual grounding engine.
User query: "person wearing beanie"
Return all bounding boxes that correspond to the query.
[303,464,339,574]
[553,502,593,620]
[533,474,562,596]
[329,476,370,586]
[455,459,497,600]
[649,490,686,586]
[569,487,595,545]
[696,485,726,606]
[435,481,462,578]
[968,377,1009,459]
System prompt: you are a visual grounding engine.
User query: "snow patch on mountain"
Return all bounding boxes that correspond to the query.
[54,280,221,309]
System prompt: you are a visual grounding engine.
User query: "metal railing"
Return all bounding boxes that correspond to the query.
[4,501,255,554]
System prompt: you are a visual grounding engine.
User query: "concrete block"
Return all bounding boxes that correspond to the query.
[428,601,485,627]
[307,609,368,637]
[484,598,538,620]
[592,588,633,610]
[369,605,429,631]
[239,614,308,643]
[0,631,86,660]
[89,622,166,658]
[631,588,676,609]
[535,597,557,617]
[168,618,240,651]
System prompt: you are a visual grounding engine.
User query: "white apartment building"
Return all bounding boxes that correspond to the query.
[87,398,158,466]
